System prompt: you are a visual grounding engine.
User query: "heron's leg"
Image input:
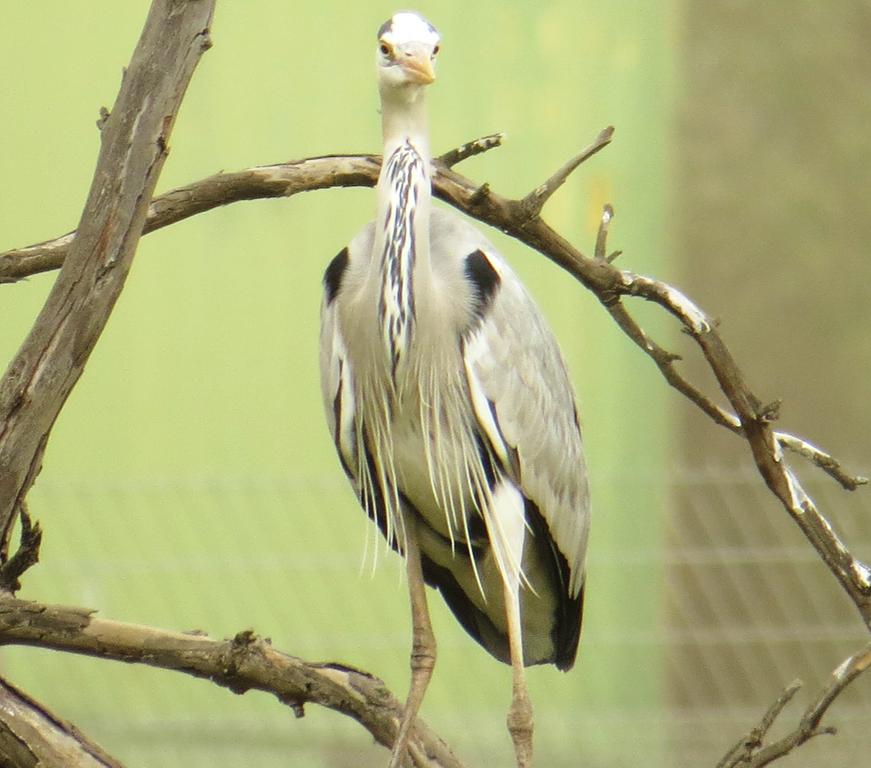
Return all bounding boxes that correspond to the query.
[388,518,437,768]
[504,581,533,768]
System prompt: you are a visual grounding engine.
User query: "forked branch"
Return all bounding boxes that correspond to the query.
[718,642,871,767]
[518,125,614,220]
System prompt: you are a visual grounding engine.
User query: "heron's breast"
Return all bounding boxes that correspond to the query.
[389,402,481,544]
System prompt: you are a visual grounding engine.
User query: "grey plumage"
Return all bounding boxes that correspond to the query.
[321,209,590,666]
[317,11,590,767]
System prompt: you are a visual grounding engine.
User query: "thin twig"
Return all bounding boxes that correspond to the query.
[716,680,802,768]
[593,204,622,264]
[776,431,869,491]
[594,204,614,262]
[718,643,871,768]
[434,132,504,169]
[518,125,614,220]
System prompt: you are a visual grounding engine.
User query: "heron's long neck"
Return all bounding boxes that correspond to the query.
[375,90,431,381]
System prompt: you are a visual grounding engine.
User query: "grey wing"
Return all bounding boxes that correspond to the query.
[319,247,356,477]
[440,222,590,597]
[319,224,374,477]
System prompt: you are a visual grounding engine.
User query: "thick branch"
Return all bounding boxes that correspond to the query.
[0,596,463,768]
[0,676,125,768]
[0,0,215,549]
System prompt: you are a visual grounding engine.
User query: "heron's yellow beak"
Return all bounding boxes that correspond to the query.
[400,48,436,85]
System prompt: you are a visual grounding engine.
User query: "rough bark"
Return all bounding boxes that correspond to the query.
[0,596,464,768]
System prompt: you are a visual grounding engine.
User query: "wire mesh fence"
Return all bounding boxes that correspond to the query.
[5,459,869,767]
[663,461,871,766]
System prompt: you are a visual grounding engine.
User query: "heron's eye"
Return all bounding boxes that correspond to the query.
[379,41,392,57]
[432,44,440,56]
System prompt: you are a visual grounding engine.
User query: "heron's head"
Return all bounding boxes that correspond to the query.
[376,11,441,98]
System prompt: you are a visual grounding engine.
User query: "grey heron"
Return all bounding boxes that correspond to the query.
[319,11,590,767]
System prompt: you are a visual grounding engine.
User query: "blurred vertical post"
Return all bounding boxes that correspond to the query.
[671,2,871,764]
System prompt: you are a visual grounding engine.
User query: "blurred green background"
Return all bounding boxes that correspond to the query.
[1,2,869,767]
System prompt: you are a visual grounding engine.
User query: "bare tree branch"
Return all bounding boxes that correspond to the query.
[434,132,504,169]
[716,680,803,768]
[518,125,614,219]
[0,155,381,282]
[5,131,866,626]
[719,642,871,767]
[0,0,216,554]
[0,676,125,768]
[593,204,622,264]
[0,596,464,768]
[775,431,867,491]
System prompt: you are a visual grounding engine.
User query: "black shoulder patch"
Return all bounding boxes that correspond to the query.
[324,247,349,305]
[464,249,501,320]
